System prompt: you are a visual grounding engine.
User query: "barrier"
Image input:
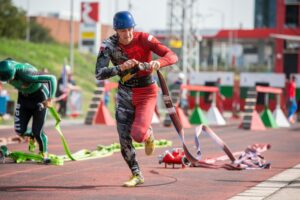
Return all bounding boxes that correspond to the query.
[189,72,235,112]
[240,87,266,130]
[256,86,289,128]
[241,86,289,130]
[239,73,286,112]
[181,84,226,125]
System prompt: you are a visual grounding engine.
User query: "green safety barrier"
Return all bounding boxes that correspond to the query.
[189,107,208,125]
[260,107,279,128]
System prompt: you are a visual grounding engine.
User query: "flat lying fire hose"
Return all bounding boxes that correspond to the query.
[194,125,235,162]
[2,139,172,165]
[191,125,271,170]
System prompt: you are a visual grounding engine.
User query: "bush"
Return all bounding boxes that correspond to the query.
[0,0,54,43]
[0,0,27,39]
[29,21,54,43]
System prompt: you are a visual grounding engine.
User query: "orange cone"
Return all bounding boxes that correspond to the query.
[240,110,266,131]
[94,101,115,125]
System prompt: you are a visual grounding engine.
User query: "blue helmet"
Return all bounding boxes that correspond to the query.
[113,11,136,29]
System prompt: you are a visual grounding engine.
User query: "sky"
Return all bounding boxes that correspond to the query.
[12,0,255,32]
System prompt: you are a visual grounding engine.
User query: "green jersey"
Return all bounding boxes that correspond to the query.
[9,61,57,98]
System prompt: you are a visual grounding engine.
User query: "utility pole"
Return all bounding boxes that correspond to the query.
[167,0,200,78]
[69,0,74,71]
[26,0,30,42]
[182,1,188,84]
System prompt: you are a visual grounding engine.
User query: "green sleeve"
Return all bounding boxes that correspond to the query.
[14,63,57,98]
[21,73,57,98]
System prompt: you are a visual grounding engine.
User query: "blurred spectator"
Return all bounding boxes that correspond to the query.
[55,65,80,117]
[286,75,297,123]
[0,82,9,100]
[169,72,188,115]
[0,82,10,117]
[42,68,49,73]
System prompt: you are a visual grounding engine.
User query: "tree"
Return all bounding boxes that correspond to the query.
[30,21,54,43]
[0,0,27,39]
[0,0,54,43]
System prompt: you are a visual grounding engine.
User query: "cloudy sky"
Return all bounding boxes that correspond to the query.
[12,0,254,32]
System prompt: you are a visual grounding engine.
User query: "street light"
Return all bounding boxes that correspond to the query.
[26,0,30,42]
[69,0,74,71]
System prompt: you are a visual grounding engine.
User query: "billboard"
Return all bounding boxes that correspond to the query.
[79,2,100,54]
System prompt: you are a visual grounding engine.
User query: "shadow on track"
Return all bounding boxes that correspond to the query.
[0,170,178,191]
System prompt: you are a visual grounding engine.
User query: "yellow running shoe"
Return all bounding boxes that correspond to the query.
[28,137,36,152]
[123,174,145,187]
[145,129,155,156]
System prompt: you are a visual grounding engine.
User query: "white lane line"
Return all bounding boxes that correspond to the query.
[229,163,300,200]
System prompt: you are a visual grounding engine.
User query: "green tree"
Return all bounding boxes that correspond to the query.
[0,0,27,39]
[30,21,54,43]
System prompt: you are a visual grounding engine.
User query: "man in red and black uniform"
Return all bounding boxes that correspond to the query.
[95,11,178,187]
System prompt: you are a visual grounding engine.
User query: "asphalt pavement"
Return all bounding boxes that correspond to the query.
[0,118,299,200]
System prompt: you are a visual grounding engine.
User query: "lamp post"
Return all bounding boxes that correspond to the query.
[26,0,30,42]
[69,0,74,71]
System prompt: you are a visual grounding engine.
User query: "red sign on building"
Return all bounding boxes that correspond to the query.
[81,2,99,24]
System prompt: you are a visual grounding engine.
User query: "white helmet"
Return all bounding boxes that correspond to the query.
[64,65,72,75]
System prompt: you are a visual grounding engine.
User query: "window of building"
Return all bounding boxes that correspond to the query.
[285,4,299,27]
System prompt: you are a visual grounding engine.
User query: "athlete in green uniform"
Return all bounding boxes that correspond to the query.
[0,58,57,163]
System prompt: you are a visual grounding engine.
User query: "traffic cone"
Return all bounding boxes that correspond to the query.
[151,111,160,124]
[260,108,278,128]
[176,106,192,128]
[189,107,208,125]
[207,106,226,125]
[94,101,115,125]
[273,107,290,127]
[241,110,266,130]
